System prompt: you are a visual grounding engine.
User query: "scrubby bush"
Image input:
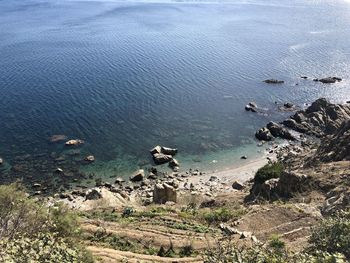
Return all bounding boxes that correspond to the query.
[254,162,283,184]
[0,183,93,263]
[308,210,350,259]
[204,239,347,263]
[268,234,285,251]
[203,208,234,225]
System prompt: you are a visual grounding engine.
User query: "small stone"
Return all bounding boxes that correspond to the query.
[33,183,41,188]
[130,169,145,182]
[84,155,95,162]
[241,155,248,160]
[65,139,84,146]
[0,158,3,165]
[232,181,245,190]
[115,177,125,184]
[55,168,63,173]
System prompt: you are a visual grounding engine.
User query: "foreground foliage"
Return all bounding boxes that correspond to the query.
[308,210,350,259]
[0,183,93,263]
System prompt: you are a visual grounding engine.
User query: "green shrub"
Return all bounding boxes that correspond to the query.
[268,234,285,252]
[308,210,350,259]
[203,208,234,225]
[0,233,93,263]
[254,162,283,184]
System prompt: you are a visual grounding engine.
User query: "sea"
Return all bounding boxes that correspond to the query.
[1,0,350,192]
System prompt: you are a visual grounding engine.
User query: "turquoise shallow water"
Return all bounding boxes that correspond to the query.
[1,0,350,191]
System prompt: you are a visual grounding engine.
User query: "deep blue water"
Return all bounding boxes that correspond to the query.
[1,0,350,191]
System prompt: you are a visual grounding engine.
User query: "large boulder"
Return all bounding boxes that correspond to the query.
[169,158,179,168]
[153,153,172,165]
[130,169,145,182]
[266,122,296,140]
[255,127,273,141]
[150,145,162,155]
[161,147,178,156]
[153,183,177,204]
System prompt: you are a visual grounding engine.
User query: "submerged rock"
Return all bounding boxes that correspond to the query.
[245,102,258,113]
[84,155,95,163]
[263,79,284,84]
[65,139,84,146]
[50,134,67,143]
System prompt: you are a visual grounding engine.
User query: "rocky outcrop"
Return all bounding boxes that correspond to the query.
[255,122,295,141]
[313,77,342,84]
[283,98,350,138]
[153,183,177,204]
[249,171,310,201]
[130,169,145,182]
[150,146,178,165]
[314,120,350,162]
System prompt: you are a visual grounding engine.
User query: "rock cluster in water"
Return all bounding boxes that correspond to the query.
[150,146,179,170]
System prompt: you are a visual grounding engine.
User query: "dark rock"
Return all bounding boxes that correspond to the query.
[85,188,102,200]
[301,76,308,79]
[284,102,294,109]
[266,121,296,140]
[241,155,248,160]
[55,167,63,173]
[115,177,125,184]
[130,169,145,182]
[319,77,342,84]
[255,127,274,141]
[232,181,244,190]
[263,79,284,84]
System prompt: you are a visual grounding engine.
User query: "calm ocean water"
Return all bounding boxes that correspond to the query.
[1,0,350,191]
